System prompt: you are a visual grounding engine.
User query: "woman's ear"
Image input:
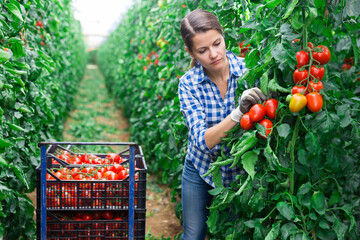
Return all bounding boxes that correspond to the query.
[185,47,193,58]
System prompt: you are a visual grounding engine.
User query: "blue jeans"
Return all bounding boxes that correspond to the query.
[182,160,213,240]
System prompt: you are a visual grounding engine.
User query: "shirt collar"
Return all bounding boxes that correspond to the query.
[193,50,240,85]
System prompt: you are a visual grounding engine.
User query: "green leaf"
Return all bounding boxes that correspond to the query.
[344,0,360,19]
[311,191,326,215]
[333,216,348,240]
[0,138,12,148]
[7,37,25,59]
[305,132,320,156]
[282,0,299,20]
[280,222,298,239]
[280,23,300,41]
[259,70,269,94]
[212,167,223,188]
[276,201,295,220]
[297,182,312,196]
[328,190,341,206]
[264,141,291,172]
[319,218,330,229]
[265,222,280,240]
[271,43,287,62]
[276,124,290,138]
[241,151,258,180]
[305,7,318,27]
[297,149,309,166]
[0,49,12,63]
[0,155,9,168]
[9,164,29,189]
[5,3,24,22]
[264,0,283,9]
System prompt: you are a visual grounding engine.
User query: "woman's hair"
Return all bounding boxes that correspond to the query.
[180,9,223,68]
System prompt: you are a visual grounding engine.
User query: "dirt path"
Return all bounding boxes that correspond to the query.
[28,64,183,239]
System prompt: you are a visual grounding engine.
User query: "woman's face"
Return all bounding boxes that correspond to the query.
[189,29,227,72]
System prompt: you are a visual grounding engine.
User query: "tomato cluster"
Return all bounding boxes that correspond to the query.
[238,40,250,58]
[342,57,354,71]
[240,99,279,138]
[53,151,125,165]
[290,44,330,113]
[46,211,131,239]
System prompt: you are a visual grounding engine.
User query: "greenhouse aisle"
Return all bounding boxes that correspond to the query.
[29,64,183,239]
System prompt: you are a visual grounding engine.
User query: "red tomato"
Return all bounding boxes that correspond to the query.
[240,113,254,130]
[307,42,314,49]
[36,20,43,28]
[74,174,84,180]
[306,92,323,112]
[239,41,250,53]
[93,172,103,180]
[308,80,324,93]
[310,65,325,81]
[117,170,128,180]
[264,99,278,119]
[291,86,308,95]
[103,171,118,180]
[102,211,114,220]
[70,168,80,177]
[106,153,122,164]
[80,154,89,163]
[342,63,351,71]
[312,45,331,65]
[111,164,125,173]
[258,119,273,139]
[344,57,353,64]
[296,51,309,68]
[93,212,102,220]
[82,213,93,221]
[249,104,266,123]
[293,69,309,85]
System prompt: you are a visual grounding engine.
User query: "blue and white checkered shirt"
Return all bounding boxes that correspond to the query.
[178,50,247,188]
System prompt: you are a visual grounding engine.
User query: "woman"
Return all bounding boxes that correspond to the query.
[178,9,266,239]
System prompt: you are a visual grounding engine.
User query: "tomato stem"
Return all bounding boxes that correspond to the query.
[289,116,300,195]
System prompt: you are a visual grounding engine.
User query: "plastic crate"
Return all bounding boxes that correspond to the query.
[37,142,147,240]
[36,210,146,240]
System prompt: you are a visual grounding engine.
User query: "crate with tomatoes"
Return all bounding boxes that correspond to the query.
[36,142,147,239]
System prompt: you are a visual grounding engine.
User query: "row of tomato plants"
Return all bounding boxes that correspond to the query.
[98,0,359,239]
[0,0,87,238]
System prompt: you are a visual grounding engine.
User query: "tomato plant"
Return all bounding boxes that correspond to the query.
[97,0,360,239]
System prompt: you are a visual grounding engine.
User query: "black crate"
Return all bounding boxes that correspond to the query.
[36,210,146,240]
[37,142,147,240]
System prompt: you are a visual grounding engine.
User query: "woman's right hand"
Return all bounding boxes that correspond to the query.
[230,87,267,122]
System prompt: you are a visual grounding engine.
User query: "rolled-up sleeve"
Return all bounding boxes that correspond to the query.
[178,80,214,154]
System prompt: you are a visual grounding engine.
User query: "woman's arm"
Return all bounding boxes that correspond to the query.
[204,115,237,149]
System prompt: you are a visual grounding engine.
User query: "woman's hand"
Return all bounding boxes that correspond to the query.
[230,87,267,122]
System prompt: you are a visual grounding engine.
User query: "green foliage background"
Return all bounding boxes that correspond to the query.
[0,0,87,238]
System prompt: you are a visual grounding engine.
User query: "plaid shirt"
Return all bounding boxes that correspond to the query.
[178,50,247,188]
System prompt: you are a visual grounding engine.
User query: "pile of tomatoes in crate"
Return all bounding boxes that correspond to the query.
[289,44,331,113]
[45,151,141,209]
